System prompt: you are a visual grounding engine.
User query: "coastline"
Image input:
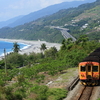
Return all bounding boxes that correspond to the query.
[0,38,61,55]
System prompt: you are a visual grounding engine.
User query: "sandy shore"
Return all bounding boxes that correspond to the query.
[0,38,61,55]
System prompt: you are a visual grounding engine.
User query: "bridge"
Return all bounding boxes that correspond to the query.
[55,27,76,41]
[51,26,76,41]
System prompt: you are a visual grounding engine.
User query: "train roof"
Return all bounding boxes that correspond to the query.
[80,47,100,63]
[89,52,100,58]
[93,47,100,52]
[82,56,100,63]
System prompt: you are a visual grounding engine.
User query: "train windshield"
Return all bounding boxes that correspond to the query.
[88,66,91,72]
[81,66,86,72]
[92,66,98,72]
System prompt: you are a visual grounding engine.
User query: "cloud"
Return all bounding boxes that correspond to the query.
[35,0,85,8]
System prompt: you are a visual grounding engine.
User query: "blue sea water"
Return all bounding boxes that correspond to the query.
[0,41,28,56]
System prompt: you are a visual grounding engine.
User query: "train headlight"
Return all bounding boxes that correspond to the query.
[95,75,99,78]
[81,74,85,77]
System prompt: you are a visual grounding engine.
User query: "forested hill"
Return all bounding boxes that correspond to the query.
[0,0,100,43]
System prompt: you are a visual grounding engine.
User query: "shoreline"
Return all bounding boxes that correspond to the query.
[0,38,61,55]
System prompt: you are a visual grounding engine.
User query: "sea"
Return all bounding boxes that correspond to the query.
[0,40,28,56]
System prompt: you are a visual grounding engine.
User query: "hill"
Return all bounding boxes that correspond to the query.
[0,15,24,28]
[0,0,96,28]
[0,0,100,43]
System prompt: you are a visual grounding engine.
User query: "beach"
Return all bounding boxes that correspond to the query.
[0,38,61,55]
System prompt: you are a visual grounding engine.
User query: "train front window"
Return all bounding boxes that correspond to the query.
[81,66,86,72]
[92,66,98,72]
[88,66,91,72]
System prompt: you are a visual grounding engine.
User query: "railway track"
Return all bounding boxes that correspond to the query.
[64,77,100,100]
[72,86,98,100]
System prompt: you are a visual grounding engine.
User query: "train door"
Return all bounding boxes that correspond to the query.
[86,65,93,79]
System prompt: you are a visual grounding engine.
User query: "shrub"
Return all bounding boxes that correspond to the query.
[47,88,67,100]
[31,85,48,100]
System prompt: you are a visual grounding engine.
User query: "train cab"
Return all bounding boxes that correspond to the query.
[79,62,100,85]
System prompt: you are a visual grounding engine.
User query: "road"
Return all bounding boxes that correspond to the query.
[51,26,76,41]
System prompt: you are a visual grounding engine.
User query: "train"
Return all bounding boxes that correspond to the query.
[79,47,100,85]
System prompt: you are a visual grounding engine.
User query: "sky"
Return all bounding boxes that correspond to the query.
[0,0,94,21]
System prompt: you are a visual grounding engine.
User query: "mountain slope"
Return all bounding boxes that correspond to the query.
[0,0,99,43]
[0,0,96,28]
[0,16,24,28]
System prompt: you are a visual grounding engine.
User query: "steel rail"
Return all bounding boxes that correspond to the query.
[72,86,95,100]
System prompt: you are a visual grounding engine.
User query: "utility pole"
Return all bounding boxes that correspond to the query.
[4,48,7,75]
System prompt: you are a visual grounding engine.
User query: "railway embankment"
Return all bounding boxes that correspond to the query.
[44,67,78,89]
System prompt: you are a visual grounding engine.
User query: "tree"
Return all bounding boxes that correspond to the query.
[61,38,74,50]
[12,42,20,53]
[75,35,89,46]
[0,60,5,69]
[40,43,47,52]
[44,47,58,58]
[6,53,24,68]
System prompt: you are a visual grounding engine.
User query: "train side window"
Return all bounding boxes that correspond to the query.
[81,66,86,72]
[92,66,98,72]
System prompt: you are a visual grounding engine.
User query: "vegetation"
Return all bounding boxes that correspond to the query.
[0,1,100,99]
[0,35,100,99]
[12,42,20,53]
[0,26,63,43]
[40,43,47,52]
[0,0,100,99]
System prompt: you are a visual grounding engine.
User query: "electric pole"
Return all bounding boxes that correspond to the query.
[4,48,7,75]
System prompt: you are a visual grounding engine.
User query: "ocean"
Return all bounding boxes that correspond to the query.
[0,41,28,56]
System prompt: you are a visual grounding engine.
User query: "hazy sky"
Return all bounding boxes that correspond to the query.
[0,0,94,21]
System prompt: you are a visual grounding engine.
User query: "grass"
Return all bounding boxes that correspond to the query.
[52,67,78,84]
